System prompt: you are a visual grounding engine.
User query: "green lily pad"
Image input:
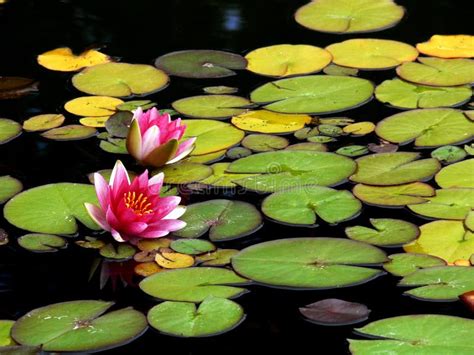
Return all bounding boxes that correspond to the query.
[170,239,216,255]
[173,199,263,242]
[196,249,239,266]
[408,188,474,220]
[431,145,467,164]
[184,149,226,164]
[172,95,250,119]
[148,297,244,337]
[262,186,362,226]
[375,79,472,109]
[227,151,356,193]
[139,267,249,302]
[0,176,22,204]
[383,253,446,277]
[399,266,474,301]
[99,243,136,260]
[396,57,474,87]
[23,114,65,132]
[318,124,344,137]
[404,220,474,263]
[155,50,247,79]
[349,314,474,354]
[226,147,252,159]
[4,183,99,234]
[294,127,319,140]
[285,142,327,152]
[435,159,474,188]
[99,137,127,154]
[17,234,67,253]
[249,75,374,114]
[198,163,258,188]
[375,109,474,147]
[241,134,289,152]
[0,119,21,144]
[203,86,238,95]
[353,183,435,207]
[0,320,16,346]
[232,238,386,289]
[323,64,359,76]
[345,219,419,247]
[336,145,369,157]
[72,62,169,97]
[294,0,404,34]
[182,120,244,155]
[11,300,147,352]
[326,39,418,70]
[350,152,440,186]
[116,100,156,112]
[307,135,337,143]
[105,111,133,138]
[157,162,212,184]
[41,125,97,141]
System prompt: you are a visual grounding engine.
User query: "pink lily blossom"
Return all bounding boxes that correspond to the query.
[126,107,196,167]
[85,161,186,243]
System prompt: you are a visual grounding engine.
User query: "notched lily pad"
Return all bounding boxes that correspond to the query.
[300,299,370,326]
[383,253,446,277]
[99,243,136,260]
[170,239,216,255]
[18,234,67,253]
[353,183,435,207]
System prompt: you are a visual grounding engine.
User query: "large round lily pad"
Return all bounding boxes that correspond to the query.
[227,150,356,193]
[375,79,472,109]
[249,75,374,114]
[435,159,474,188]
[139,267,249,303]
[232,238,387,289]
[173,199,262,241]
[0,118,22,144]
[350,152,440,186]
[345,218,419,247]
[399,266,474,301]
[155,50,247,79]
[396,57,474,87]
[4,183,99,234]
[294,0,404,34]
[72,62,169,97]
[353,183,435,207]
[349,314,474,354]
[403,220,474,263]
[375,109,474,147]
[182,119,244,155]
[231,110,311,134]
[172,95,250,119]
[383,253,446,277]
[262,186,361,226]
[147,297,244,337]
[197,163,258,188]
[0,176,22,203]
[11,300,147,352]
[326,39,418,70]
[408,188,474,220]
[245,44,331,77]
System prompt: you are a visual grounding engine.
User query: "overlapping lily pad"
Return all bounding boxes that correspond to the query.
[0,176,22,203]
[375,79,472,109]
[232,238,387,289]
[383,253,446,277]
[4,183,99,234]
[72,63,169,97]
[300,299,370,326]
[0,118,21,144]
[170,239,216,255]
[416,35,474,58]
[245,44,331,77]
[262,186,361,226]
[37,47,112,72]
[345,219,419,246]
[353,183,435,207]
[228,151,357,193]
[375,109,474,147]
[326,39,418,70]
[197,163,258,188]
[23,114,65,132]
[231,110,311,134]
[155,50,247,79]
[147,297,244,337]
[349,315,474,354]
[431,145,467,164]
[294,0,405,34]
[173,199,262,241]
[18,234,67,253]
[350,152,440,186]
[435,159,474,188]
[172,95,250,119]
[399,266,474,301]
[241,134,289,152]
[396,58,474,86]
[158,162,212,184]
[249,75,374,114]
[41,125,97,141]
[11,300,147,352]
[139,267,249,302]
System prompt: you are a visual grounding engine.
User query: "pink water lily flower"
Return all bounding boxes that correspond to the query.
[85,161,186,243]
[126,107,196,167]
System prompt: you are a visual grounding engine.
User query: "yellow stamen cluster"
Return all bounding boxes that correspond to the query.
[124,191,153,215]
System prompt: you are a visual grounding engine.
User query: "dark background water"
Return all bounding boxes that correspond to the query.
[0,0,472,354]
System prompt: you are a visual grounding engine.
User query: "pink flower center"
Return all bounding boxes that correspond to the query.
[123,191,153,216]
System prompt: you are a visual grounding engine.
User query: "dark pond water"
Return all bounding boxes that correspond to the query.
[0,0,472,353]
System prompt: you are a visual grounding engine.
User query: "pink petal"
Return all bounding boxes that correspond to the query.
[163,205,186,220]
[124,222,149,235]
[154,196,182,218]
[110,161,130,188]
[141,125,160,158]
[167,138,196,164]
[84,203,110,231]
[148,219,187,232]
[93,173,110,210]
[138,228,172,239]
[106,206,121,229]
[111,228,126,242]
[148,173,164,194]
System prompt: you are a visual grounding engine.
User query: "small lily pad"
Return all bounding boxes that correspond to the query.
[0,77,38,99]
[196,249,239,266]
[383,253,446,277]
[41,125,97,141]
[231,110,311,134]
[342,122,375,136]
[318,124,344,137]
[99,137,127,154]
[345,218,419,247]
[285,142,327,152]
[0,119,22,144]
[155,250,195,269]
[336,145,369,157]
[0,176,22,204]
[173,199,263,242]
[416,34,474,58]
[353,183,435,207]
[105,111,133,138]
[37,47,112,72]
[323,64,359,76]
[139,267,249,302]
[203,86,238,95]
[147,297,245,337]
[64,96,124,117]
[18,234,67,253]
[170,239,216,255]
[226,147,252,159]
[0,320,15,346]
[300,299,370,326]
[431,145,467,164]
[172,95,250,119]
[158,162,212,184]
[99,243,136,261]
[23,114,65,132]
[241,134,289,152]
[435,159,474,188]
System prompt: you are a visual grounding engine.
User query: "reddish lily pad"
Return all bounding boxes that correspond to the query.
[300,299,370,326]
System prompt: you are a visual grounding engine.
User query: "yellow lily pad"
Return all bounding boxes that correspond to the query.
[245,44,331,77]
[137,238,173,251]
[155,249,195,269]
[231,110,311,134]
[134,262,162,277]
[37,47,112,72]
[416,35,474,59]
[326,39,418,70]
[343,122,375,136]
[23,114,65,132]
[79,116,110,127]
[64,96,124,117]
